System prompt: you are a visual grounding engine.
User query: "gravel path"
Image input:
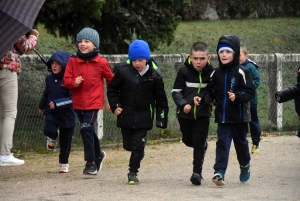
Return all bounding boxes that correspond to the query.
[0,136,299,201]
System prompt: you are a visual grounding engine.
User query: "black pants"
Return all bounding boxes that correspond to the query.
[43,120,74,164]
[75,110,101,162]
[121,128,147,173]
[178,117,209,174]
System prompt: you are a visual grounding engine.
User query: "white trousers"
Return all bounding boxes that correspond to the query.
[0,70,18,155]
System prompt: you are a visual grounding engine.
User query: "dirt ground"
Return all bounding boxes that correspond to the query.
[0,135,299,201]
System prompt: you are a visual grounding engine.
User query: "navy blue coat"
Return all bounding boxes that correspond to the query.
[39,51,76,128]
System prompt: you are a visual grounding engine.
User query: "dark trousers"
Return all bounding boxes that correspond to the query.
[43,120,74,164]
[249,104,261,145]
[121,128,147,173]
[178,117,209,174]
[75,110,101,162]
[214,123,251,175]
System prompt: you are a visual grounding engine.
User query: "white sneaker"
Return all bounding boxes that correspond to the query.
[0,153,25,166]
[59,163,69,173]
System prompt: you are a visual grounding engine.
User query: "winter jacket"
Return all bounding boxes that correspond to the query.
[63,54,114,110]
[39,51,76,128]
[199,35,255,123]
[172,57,215,119]
[0,35,37,73]
[241,59,260,105]
[294,67,300,117]
[107,59,169,130]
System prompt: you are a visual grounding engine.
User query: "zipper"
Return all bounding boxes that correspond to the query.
[222,70,228,123]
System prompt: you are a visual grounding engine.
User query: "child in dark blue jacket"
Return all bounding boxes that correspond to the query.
[39,50,76,173]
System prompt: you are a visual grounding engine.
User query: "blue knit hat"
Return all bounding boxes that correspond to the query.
[76,27,99,48]
[217,43,235,54]
[128,40,150,62]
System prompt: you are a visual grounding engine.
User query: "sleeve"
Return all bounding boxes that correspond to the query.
[107,67,123,113]
[171,67,189,111]
[295,67,300,117]
[53,97,73,110]
[38,78,49,110]
[234,68,255,104]
[101,58,114,86]
[63,59,76,89]
[248,64,260,89]
[14,35,37,54]
[154,76,169,129]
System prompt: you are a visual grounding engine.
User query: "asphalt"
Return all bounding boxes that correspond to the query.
[0,135,299,201]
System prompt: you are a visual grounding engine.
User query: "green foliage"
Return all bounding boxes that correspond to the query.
[36,0,185,53]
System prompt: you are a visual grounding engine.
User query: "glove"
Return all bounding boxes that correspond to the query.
[29,29,39,37]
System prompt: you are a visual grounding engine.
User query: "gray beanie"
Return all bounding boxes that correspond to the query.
[76,27,99,48]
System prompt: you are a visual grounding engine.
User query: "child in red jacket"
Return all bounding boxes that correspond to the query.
[63,27,114,175]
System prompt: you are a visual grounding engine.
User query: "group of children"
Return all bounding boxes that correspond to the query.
[37,27,261,186]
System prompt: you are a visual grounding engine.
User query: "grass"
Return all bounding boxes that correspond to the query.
[35,18,300,55]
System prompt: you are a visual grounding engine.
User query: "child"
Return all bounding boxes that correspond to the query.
[172,42,215,185]
[294,67,300,138]
[39,50,76,173]
[107,39,169,185]
[0,30,38,166]
[240,45,262,154]
[63,27,114,175]
[194,34,255,186]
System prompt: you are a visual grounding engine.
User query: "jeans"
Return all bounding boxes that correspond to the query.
[214,123,251,174]
[0,70,17,155]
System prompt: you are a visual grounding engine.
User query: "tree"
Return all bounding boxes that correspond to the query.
[36,0,189,53]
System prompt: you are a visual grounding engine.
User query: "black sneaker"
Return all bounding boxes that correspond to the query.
[83,161,97,175]
[95,151,106,172]
[128,172,139,185]
[190,173,202,185]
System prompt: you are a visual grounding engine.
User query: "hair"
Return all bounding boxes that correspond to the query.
[190,42,209,55]
[240,45,248,54]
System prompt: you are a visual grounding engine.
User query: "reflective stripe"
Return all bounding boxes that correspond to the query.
[239,68,246,84]
[56,100,72,107]
[171,89,182,92]
[186,81,207,88]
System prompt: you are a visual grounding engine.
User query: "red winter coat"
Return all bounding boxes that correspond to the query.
[63,54,114,110]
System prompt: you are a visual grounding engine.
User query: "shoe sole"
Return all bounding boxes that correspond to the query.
[128,181,139,185]
[212,175,225,186]
[83,170,98,175]
[98,151,106,172]
[0,162,24,166]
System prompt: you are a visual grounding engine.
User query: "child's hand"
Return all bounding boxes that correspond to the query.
[74,76,84,87]
[114,107,123,115]
[183,104,191,113]
[49,101,55,109]
[227,91,235,102]
[194,96,201,105]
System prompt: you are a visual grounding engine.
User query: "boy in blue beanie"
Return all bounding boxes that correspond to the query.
[39,50,76,173]
[107,39,169,185]
[194,35,255,186]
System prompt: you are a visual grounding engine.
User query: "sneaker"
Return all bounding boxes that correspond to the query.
[240,163,250,182]
[83,162,97,175]
[251,144,260,154]
[212,172,225,186]
[95,151,106,172]
[128,172,139,185]
[190,173,203,185]
[59,163,69,173]
[47,137,56,151]
[0,153,25,166]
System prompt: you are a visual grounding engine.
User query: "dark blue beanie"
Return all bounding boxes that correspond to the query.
[128,40,150,62]
[217,43,235,54]
[76,27,99,48]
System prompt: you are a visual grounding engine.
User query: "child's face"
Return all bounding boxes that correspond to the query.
[78,38,96,53]
[132,59,147,72]
[190,51,210,71]
[218,50,234,65]
[51,60,63,74]
[239,49,248,64]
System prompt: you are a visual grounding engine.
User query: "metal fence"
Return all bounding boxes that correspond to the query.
[13,53,300,150]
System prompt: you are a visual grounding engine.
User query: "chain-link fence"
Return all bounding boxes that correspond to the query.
[13,53,300,151]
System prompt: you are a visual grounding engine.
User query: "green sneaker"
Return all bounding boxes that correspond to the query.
[212,172,225,186]
[240,163,250,182]
[128,172,139,185]
[251,143,260,154]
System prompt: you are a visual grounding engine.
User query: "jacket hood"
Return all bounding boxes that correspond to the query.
[46,50,71,72]
[217,35,240,68]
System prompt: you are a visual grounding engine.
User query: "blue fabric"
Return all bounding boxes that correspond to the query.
[76,27,100,48]
[46,50,71,71]
[217,43,235,54]
[128,39,150,61]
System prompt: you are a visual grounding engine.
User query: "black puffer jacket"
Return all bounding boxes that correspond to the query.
[107,59,169,130]
[172,56,215,119]
[199,35,255,123]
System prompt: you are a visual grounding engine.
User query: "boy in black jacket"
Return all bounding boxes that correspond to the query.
[107,39,169,185]
[39,50,76,173]
[172,42,215,185]
[194,35,255,186]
